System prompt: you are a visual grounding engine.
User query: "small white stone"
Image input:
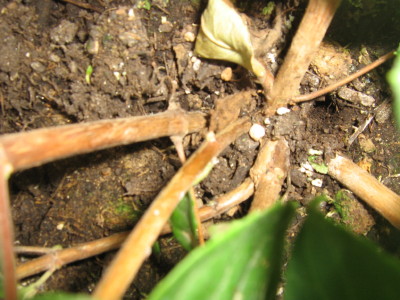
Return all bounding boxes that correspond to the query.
[266,52,276,64]
[249,124,265,141]
[276,107,291,115]
[128,8,135,18]
[301,161,314,172]
[192,58,201,71]
[264,118,271,125]
[56,222,65,230]
[113,71,121,81]
[308,149,323,156]
[311,178,323,187]
[161,16,168,24]
[206,131,217,142]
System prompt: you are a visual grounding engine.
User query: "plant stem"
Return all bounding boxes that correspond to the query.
[290,50,395,103]
[249,138,290,212]
[0,146,17,300]
[266,0,342,114]
[93,118,251,300]
[0,111,206,172]
[328,154,400,229]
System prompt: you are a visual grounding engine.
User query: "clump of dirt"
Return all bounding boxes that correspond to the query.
[1,0,400,297]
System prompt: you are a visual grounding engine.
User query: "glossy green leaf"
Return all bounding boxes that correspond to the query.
[285,198,400,300]
[387,47,400,127]
[149,202,296,300]
[170,192,199,251]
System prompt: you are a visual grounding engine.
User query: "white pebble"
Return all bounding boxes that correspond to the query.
[311,178,323,187]
[301,161,314,172]
[276,107,291,115]
[192,58,201,71]
[249,124,265,141]
[308,149,323,156]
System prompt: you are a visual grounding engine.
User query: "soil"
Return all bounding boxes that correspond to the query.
[1,0,400,298]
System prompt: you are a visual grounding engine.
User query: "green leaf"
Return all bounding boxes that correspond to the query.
[387,47,400,127]
[149,202,296,300]
[284,198,400,300]
[195,0,266,77]
[170,192,199,251]
[308,155,328,174]
[32,292,92,300]
[85,65,93,84]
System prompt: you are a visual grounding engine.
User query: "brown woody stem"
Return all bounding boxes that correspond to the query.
[328,154,400,229]
[0,147,17,300]
[0,111,206,172]
[266,0,341,114]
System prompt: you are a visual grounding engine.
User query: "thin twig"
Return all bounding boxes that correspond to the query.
[0,111,206,172]
[93,118,251,300]
[266,0,342,114]
[16,232,128,280]
[290,50,395,104]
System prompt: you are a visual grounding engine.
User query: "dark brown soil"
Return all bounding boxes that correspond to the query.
[1,0,400,298]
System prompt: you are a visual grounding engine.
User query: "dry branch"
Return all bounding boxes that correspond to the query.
[249,138,290,212]
[328,154,400,229]
[0,111,206,172]
[266,0,341,114]
[290,50,395,104]
[93,118,251,300]
[0,147,17,300]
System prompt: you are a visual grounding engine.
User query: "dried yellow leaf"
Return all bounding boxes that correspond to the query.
[195,0,266,77]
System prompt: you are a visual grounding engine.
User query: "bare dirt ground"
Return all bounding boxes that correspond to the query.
[1,0,400,298]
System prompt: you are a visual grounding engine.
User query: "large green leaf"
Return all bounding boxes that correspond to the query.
[149,202,296,300]
[285,199,400,300]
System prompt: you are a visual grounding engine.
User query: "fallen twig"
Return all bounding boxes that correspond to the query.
[249,138,290,212]
[0,111,206,171]
[93,118,251,300]
[266,0,342,114]
[290,50,395,104]
[0,146,17,300]
[327,154,400,229]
